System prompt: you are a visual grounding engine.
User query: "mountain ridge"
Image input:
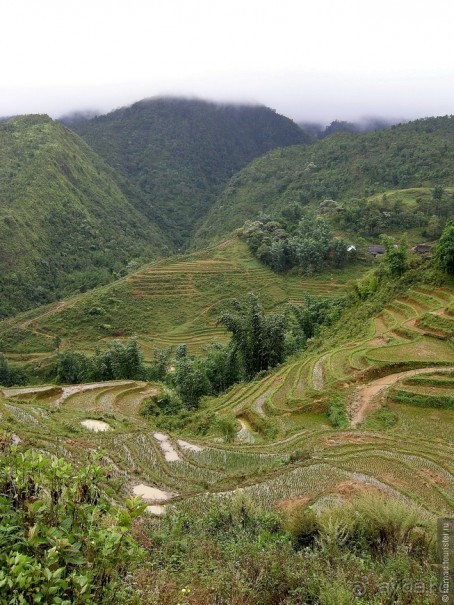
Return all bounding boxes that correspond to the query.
[73,97,311,247]
[0,114,169,317]
[195,115,454,245]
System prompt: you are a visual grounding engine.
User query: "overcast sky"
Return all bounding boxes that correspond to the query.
[2,0,453,124]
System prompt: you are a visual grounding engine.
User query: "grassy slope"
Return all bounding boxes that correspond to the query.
[195,115,454,245]
[1,276,452,520]
[0,237,367,359]
[0,115,169,317]
[74,97,312,248]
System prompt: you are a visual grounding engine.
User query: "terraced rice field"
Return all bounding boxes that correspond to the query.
[0,238,357,359]
[2,284,453,518]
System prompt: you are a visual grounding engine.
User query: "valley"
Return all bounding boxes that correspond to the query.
[2,279,452,516]
[0,98,453,604]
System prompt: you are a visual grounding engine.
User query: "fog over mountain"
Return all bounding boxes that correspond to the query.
[2,0,453,125]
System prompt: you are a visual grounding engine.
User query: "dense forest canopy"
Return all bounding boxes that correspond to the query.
[1,101,453,320]
[195,115,454,245]
[73,97,311,248]
[0,115,168,318]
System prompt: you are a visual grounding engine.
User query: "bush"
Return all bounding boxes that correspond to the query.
[140,392,183,417]
[135,491,436,604]
[215,414,237,443]
[360,405,399,430]
[327,395,348,428]
[0,439,144,604]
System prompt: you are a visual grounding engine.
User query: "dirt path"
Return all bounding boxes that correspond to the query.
[17,301,68,340]
[237,417,255,443]
[312,355,327,390]
[252,390,271,416]
[348,366,454,427]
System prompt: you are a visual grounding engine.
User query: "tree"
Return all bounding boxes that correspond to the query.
[432,185,444,202]
[0,353,10,386]
[432,185,444,214]
[203,342,239,394]
[435,222,454,275]
[175,343,187,360]
[173,356,210,409]
[149,346,172,381]
[56,351,91,384]
[381,235,408,277]
[123,339,143,379]
[330,238,348,269]
[92,339,144,380]
[218,293,286,379]
[425,215,442,238]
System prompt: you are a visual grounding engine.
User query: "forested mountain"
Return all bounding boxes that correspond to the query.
[73,97,311,247]
[195,115,454,245]
[0,115,169,318]
[2,103,453,320]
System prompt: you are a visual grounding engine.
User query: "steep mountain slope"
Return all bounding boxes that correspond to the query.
[0,237,362,359]
[73,97,311,247]
[0,115,169,318]
[195,115,454,245]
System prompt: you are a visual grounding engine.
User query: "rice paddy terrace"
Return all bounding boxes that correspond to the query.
[0,237,356,361]
[1,283,453,519]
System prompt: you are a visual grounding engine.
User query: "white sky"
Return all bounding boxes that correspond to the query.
[1,0,454,124]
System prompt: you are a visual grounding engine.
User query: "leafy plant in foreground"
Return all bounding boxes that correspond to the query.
[0,439,144,604]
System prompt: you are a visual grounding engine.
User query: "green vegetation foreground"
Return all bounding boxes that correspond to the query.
[0,440,439,605]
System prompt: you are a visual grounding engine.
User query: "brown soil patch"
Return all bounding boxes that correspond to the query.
[348,366,454,427]
[323,434,372,446]
[67,438,98,450]
[275,496,312,513]
[368,336,390,346]
[140,388,158,398]
[382,473,411,490]
[334,481,382,499]
[418,468,446,487]
[411,317,446,337]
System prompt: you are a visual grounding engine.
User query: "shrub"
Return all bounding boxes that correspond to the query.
[0,439,144,604]
[215,414,237,443]
[327,394,348,428]
[360,405,399,430]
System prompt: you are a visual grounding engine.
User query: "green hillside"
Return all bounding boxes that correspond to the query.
[74,97,311,248]
[1,263,451,516]
[1,104,454,603]
[1,259,452,602]
[195,115,454,245]
[0,115,169,318]
[0,237,365,361]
